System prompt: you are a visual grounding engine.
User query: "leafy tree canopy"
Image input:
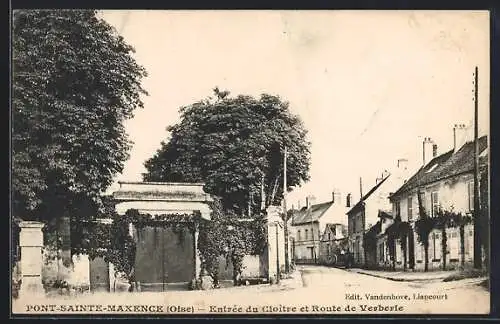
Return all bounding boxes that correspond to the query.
[12,10,148,223]
[144,88,311,216]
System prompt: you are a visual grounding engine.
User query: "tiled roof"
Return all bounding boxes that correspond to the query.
[390,136,488,199]
[292,201,334,225]
[346,175,391,215]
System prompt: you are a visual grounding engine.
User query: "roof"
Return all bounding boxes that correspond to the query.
[292,201,334,225]
[113,181,212,202]
[346,174,391,215]
[390,136,488,199]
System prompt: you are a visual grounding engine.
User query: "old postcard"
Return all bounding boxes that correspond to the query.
[11,9,490,316]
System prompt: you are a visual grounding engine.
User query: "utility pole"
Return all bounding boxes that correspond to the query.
[248,189,252,217]
[359,177,363,200]
[473,66,482,269]
[260,171,266,212]
[276,222,280,283]
[283,145,290,273]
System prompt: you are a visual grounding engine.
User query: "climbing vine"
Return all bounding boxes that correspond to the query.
[197,198,267,286]
[66,196,267,287]
[434,207,472,270]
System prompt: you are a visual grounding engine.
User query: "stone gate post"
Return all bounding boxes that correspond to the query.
[266,206,282,282]
[18,221,45,297]
[193,222,201,279]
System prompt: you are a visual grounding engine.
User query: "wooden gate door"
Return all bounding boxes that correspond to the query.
[134,225,195,291]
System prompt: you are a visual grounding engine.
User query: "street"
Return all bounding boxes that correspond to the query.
[12,265,489,315]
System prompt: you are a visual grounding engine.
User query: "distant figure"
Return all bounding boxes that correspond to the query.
[345,251,353,269]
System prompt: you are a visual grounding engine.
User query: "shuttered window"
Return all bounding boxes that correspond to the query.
[431,192,439,217]
[407,197,413,221]
[468,181,474,211]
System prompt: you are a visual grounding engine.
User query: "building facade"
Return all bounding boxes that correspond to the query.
[346,159,410,268]
[388,130,488,271]
[291,192,348,264]
[318,223,347,265]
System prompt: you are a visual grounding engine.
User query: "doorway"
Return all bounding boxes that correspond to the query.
[134,225,195,291]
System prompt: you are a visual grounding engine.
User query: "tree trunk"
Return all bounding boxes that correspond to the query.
[460,224,465,269]
[402,241,407,272]
[441,226,447,270]
[391,242,396,271]
[424,244,429,272]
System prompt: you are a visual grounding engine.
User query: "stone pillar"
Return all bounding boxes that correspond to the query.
[19,221,45,297]
[193,222,201,279]
[266,206,282,282]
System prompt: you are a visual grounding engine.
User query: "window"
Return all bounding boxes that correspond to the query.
[432,232,441,260]
[395,201,401,219]
[435,233,441,260]
[305,229,309,240]
[407,197,413,221]
[468,181,474,211]
[431,191,439,217]
[297,230,301,241]
[418,192,426,214]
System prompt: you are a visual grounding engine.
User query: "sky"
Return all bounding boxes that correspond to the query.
[100,10,490,206]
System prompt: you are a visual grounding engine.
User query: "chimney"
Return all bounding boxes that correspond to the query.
[332,189,341,204]
[306,195,316,209]
[453,123,470,151]
[432,144,438,157]
[346,193,352,208]
[397,158,408,170]
[396,158,409,185]
[297,200,301,209]
[422,137,434,166]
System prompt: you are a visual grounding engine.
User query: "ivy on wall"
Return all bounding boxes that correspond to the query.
[83,198,267,287]
[194,198,266,285]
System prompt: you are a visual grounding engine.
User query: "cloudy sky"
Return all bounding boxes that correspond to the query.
[100,10,489,206]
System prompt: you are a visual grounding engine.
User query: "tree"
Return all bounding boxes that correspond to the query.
[385,214,410,271]
[435,207,472,270]
[12,10,148,268]
[434,209,448,271]
[399,221,411,271]
[415,190,434,272]
[197,198,266,286]
[144,89,311,216]
[385,221,398,271]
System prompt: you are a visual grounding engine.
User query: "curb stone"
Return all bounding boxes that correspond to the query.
[346,269,450,282]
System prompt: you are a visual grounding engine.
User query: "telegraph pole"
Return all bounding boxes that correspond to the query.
[260,171,266,211]
[473,66,482,269]
[283,145,290,273]
[359,177,363,200]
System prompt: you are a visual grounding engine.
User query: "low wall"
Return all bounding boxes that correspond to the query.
[41,251,90,288]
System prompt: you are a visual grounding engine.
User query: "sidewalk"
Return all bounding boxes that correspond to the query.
[347,268,459,282]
